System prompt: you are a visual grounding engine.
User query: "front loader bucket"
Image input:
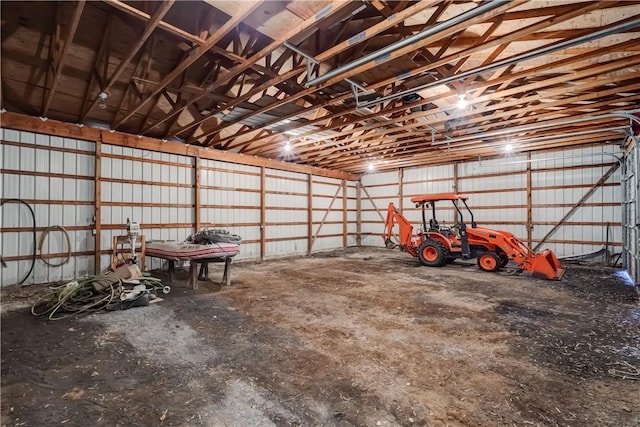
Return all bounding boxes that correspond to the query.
[530,249,565,280]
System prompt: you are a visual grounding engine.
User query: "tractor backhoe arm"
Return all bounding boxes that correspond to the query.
[383,203,416,254]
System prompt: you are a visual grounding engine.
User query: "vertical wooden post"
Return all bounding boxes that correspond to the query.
[398,168,404,212]
[356,180,362,247]
[307,174,313,255]
[94,134,102,274]
[526,152,533,248]
[194,156,201,232]
[453,162,459,224]
[342,179,347,248]
[260,166,266,261]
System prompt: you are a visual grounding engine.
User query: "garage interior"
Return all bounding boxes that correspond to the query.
[1,0,640,425]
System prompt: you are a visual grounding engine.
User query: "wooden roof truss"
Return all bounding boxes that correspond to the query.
[1,0,639,173]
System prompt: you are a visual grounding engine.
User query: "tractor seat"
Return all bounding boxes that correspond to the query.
[429,218,439,231]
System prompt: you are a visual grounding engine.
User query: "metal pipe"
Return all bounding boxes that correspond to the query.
[476,152,623,170]
[447,126,629,151]
[358,17,640,109]
[284,41,319,64]
[284,41,371,92]
[432,111,640,146]
[304,0,510,87]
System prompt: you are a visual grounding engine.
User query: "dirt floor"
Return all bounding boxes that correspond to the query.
[1,248,639,427]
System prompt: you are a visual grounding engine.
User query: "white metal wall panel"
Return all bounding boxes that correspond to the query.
[347,183,358,247]
[199,158,261,261]
[1,130,95,286]
[2,128,359,281]
[311,179,344,252]
[622,140,638,283]
[360,172,399,247]
[531,146,622,257]
[101,144,195,271]
[265,169,308,257]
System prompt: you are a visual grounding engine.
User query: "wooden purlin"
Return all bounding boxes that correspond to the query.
[112,0,264,129]
[83,1,175,120]
[187,1,439,144]
[233,25,640,156]
[141,1,354,136]
[318,1,524,89]
[42,0,86,116]
[331,130,625,170]
[0,112,360,180]
[316,109,634,169]
[222,23,637,154]
[200,1,523,147]
[251,41,633,157]
[281,55,640,162]
[338,135,623,173]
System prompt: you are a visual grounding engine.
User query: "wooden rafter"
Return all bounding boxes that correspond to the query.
[141,0,355,136]
[239,36,640,156]
[42,0,85,116]
[2,1,639,172]
[79,14,113,121]
[83,1,174,119]
[202,1,522,145]
[112,1,264,129]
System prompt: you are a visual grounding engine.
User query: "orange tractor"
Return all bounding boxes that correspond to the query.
[383,193,564,280]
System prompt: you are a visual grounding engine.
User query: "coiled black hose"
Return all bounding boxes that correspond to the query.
[1,199,36,284]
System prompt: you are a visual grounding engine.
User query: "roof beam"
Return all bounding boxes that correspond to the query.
[112,1,263,129]
[213,0,598,152]
[240,34,640,155]
[200,1,522,144]
[42,0,85,116]
[140,1,354,135]
[271,57,640,160]
[82,0,174,119]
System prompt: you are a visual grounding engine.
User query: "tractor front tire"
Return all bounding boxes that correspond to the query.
[498,253,510,268]
[418,239,449,267]
[477,252,501,272]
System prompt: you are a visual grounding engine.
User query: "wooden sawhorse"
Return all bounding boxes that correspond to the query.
[166,256,233,289]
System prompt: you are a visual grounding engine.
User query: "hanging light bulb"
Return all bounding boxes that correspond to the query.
[368,162,375,172]
[457,94,467,110]
[284,141,291,152]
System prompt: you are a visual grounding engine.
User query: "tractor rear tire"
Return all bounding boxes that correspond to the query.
[418,239,449,267]
[477,252,501,272]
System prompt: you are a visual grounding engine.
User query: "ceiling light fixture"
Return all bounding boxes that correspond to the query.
[505,144,513,152]
[368,162,375,172]
[457,94,467,110]
[284,141,292,152]
[98,91,109,110]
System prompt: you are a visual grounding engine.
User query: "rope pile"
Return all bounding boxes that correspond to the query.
[31,265,168,321]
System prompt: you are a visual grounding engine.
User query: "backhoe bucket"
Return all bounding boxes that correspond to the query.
[530,249,565,280]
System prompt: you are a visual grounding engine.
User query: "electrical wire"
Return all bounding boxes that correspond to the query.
[31,274,167,320]
[38,225,72,267]
[1,199,36,284]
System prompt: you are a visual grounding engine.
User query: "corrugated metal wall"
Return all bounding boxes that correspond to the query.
[265,169,308,257]
[201,159,261,260]
[1,129,96,284]
[1,128,358,286]
[362,145,622,257]
[622,138,639,284]
[529,146,621,257]
[101,144,195,270]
